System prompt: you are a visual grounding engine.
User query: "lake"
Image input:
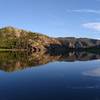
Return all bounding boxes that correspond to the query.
[0,51,100,100]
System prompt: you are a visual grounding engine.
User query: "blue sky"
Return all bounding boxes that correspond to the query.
[0,0,100,39]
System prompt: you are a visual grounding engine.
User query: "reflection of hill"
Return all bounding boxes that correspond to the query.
[0,51,100,72]
[48,51,100,61]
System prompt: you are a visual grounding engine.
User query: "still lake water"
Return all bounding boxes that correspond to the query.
[0,51,100,100]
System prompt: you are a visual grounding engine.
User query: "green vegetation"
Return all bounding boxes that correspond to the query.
[0,26,51,51]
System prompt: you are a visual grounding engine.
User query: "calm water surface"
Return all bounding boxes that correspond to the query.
[0,52,100,100]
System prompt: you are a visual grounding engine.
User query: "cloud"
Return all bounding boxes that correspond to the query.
[67,9,100,14]
[82,22,100,31]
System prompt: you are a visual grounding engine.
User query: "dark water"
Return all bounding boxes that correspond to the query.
[0,51,100,100]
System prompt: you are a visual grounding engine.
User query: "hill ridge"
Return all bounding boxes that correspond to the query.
[0,26,99,51]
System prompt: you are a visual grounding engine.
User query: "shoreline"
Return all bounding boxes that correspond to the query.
[0,49,27,52]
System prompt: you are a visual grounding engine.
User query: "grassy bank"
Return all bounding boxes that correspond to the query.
[0,49,27,52]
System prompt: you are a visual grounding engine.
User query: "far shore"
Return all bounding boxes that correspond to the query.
[0,49,27,52]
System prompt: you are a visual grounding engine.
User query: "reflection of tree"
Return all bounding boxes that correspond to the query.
[0,51,99,72]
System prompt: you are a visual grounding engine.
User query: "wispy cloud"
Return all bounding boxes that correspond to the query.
[67,9,100,14]
[82,22,100,31]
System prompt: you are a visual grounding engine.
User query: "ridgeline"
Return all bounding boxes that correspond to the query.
[0,26,100,52]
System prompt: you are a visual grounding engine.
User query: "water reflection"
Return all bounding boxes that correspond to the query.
[83,68,100,77]
[0,51,99,72]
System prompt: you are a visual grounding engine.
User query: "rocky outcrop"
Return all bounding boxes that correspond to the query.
[57,37,100,49]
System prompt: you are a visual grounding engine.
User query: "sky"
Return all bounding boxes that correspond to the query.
[0,0,100,39]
